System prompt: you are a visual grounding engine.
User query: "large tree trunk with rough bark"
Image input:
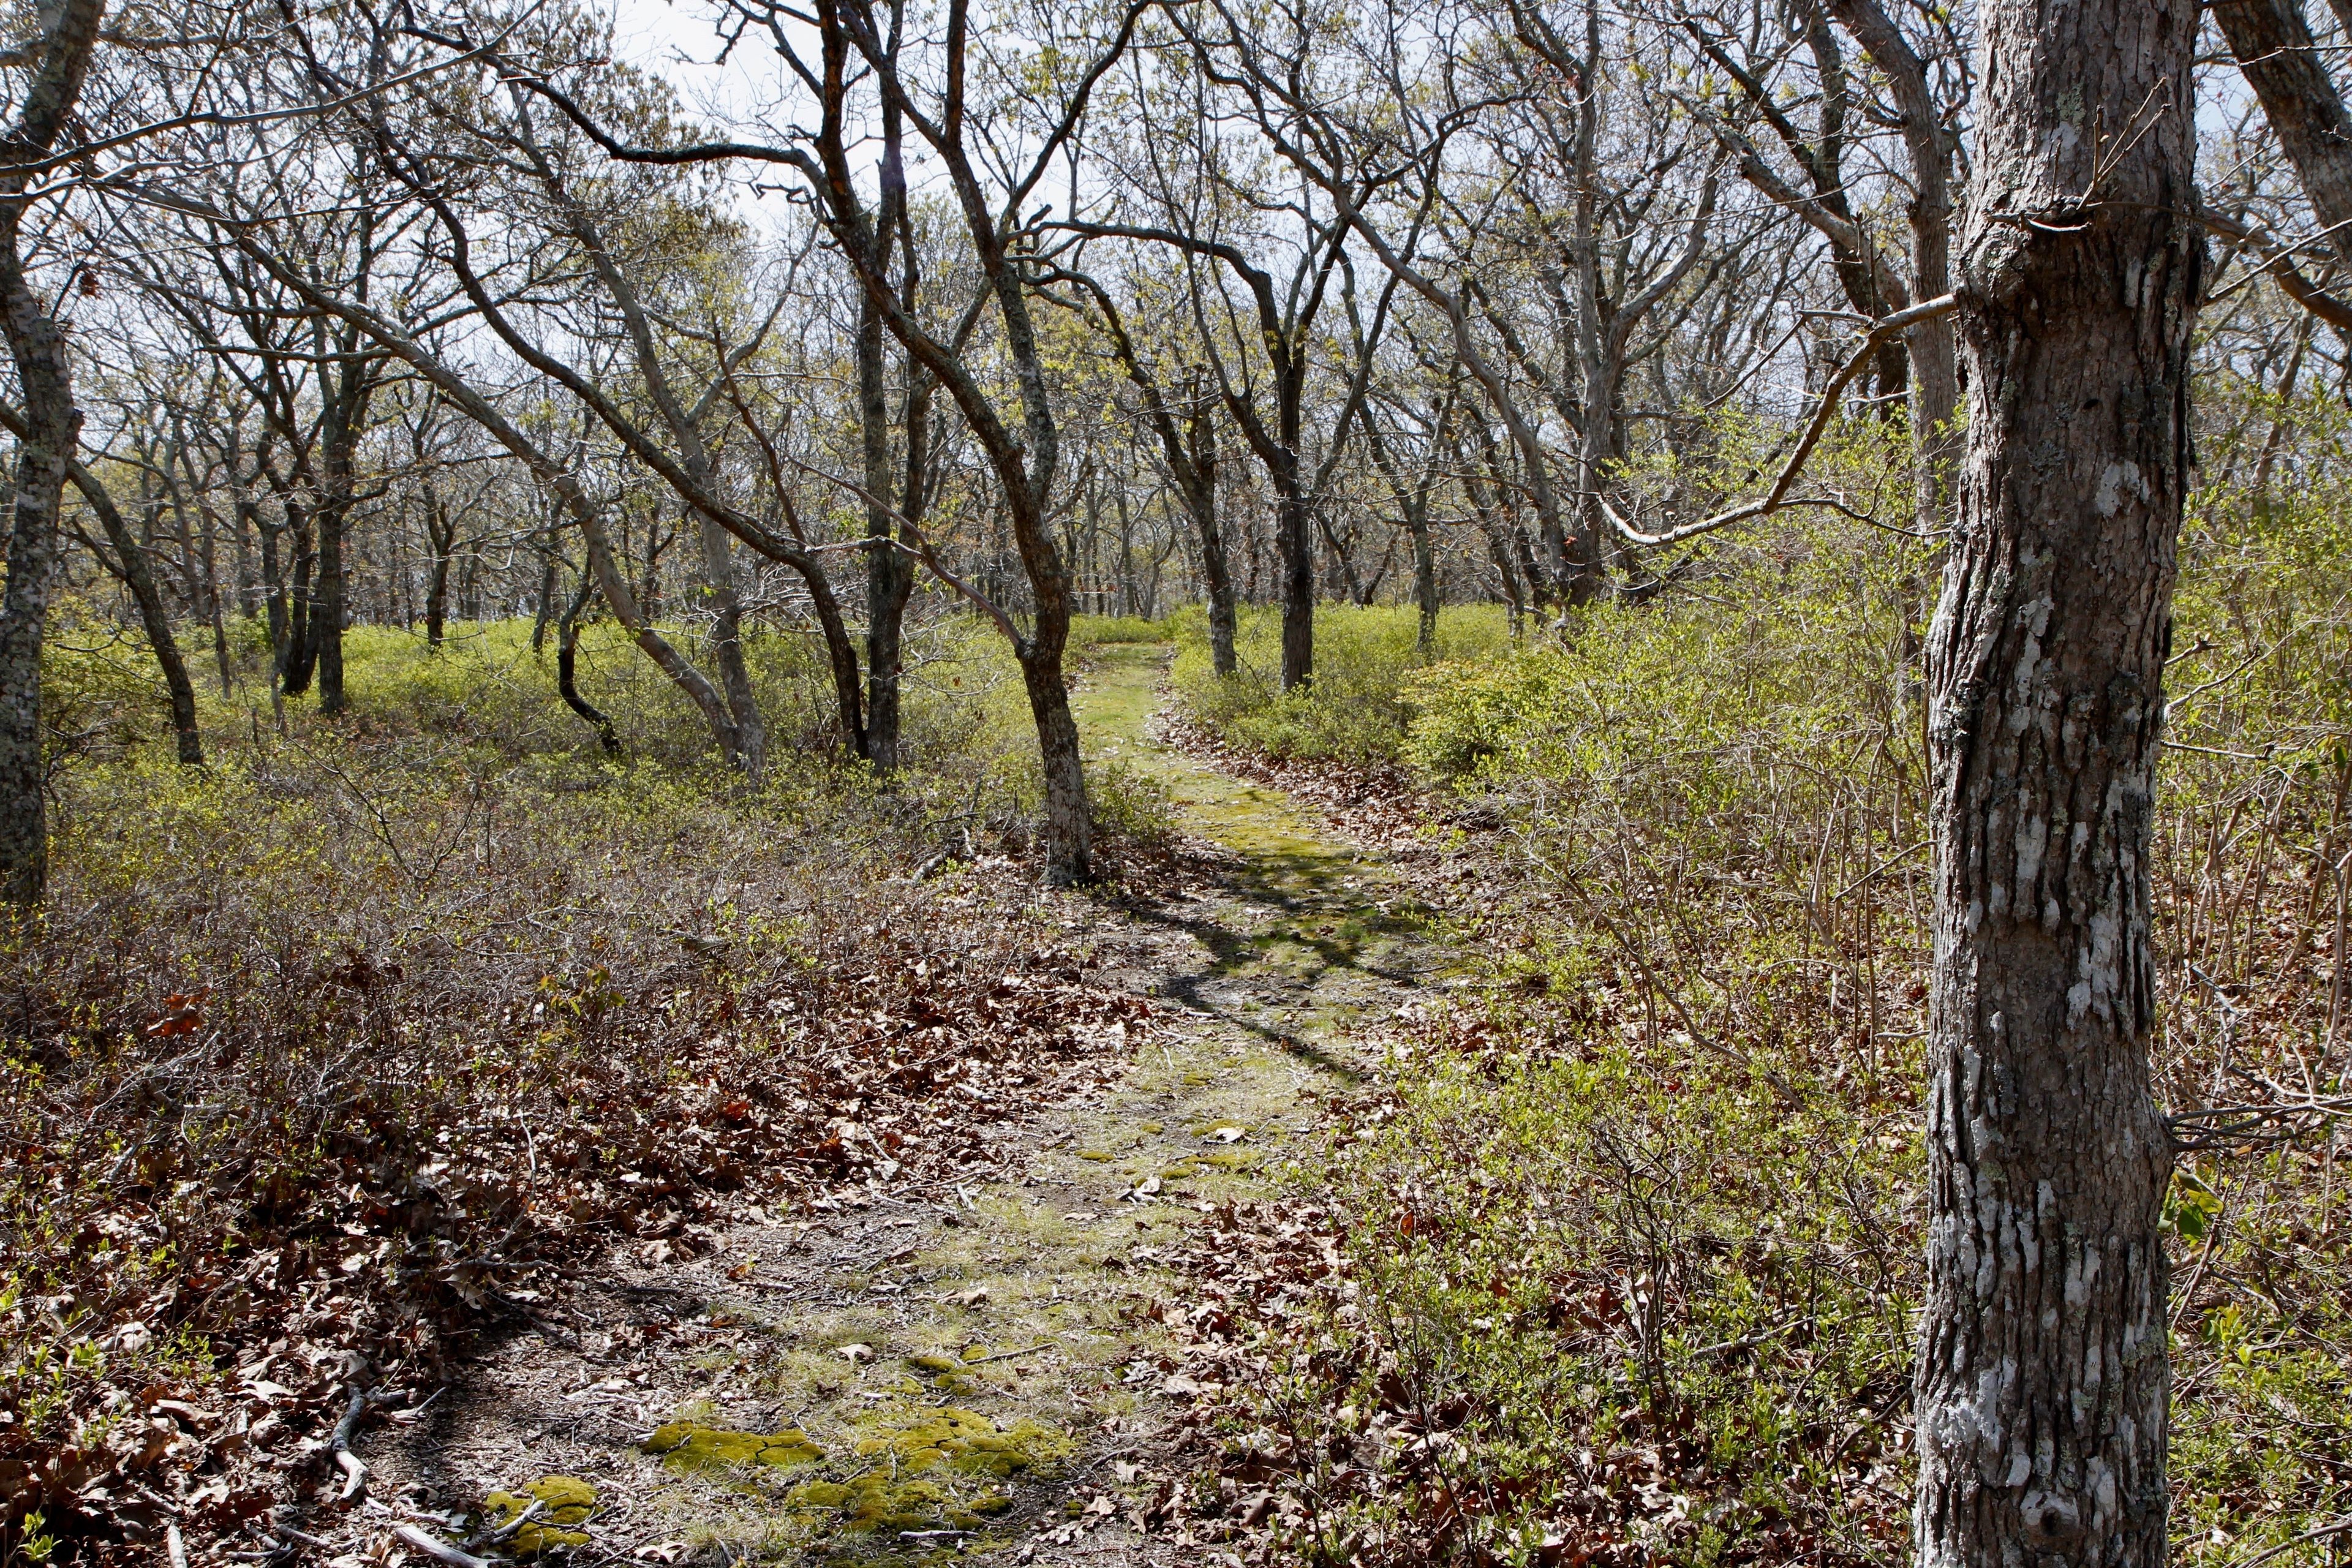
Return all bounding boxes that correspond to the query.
[1916,2,2198,1562]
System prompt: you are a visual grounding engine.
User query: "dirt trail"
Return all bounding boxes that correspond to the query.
[375,643,1450,1565]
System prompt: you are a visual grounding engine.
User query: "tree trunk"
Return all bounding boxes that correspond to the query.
[2212,0,2352,271]
[281,505,317,695]
[556,567,620,755]
[530,527,560,654]
[1916,3,2197,1562]
[83,470,203,764]
[425,545,451,649]
[424,498,453,650]
[1275,472,1314,688]
[861,290,911,769]
[1408,505,1438,655]
[260,517,288,664]
[313,478,351,713]
[1018,646,1091,883]
[693,508,767,780]
[0,0,104,903]
[0,256,70,902]
[1189,388,1237,677]
[1828,0,1959,530]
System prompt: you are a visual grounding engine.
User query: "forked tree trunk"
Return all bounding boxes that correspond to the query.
[281,506,316,695]
[693,509,767,780]
[1917,2,2197,1562]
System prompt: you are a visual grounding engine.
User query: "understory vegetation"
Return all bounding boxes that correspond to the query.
[5,0,2350,1558]
[1175,421,2352,1565]
[0,612,1168,1557]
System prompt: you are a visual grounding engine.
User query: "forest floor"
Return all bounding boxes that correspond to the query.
[366,642,1457,1566]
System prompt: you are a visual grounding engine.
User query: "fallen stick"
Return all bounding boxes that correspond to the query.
[475,1499,546,1548]
[957,1341,1057,1366]
[391,1524,494,1568]
[331,1381,372,1504]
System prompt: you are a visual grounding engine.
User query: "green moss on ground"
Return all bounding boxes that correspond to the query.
[779,1404,1070,1538]
[486,1474,598,1554]
[643,1423,826,1475]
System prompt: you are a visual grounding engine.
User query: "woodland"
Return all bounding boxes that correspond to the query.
[1,0,2350,1564]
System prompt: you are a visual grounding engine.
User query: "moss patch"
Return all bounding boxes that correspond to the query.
[486,1475,597,1555]
[642,1422,825,1475]
[783,1405,1071,1536]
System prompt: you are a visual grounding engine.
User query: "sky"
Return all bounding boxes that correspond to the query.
[601,0,923,230]
[607,0,752,115]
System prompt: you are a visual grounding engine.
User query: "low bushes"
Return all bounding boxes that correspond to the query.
[0,612,1139,1561]
[1172,603,1513,763]
[1177,490,2352,1561]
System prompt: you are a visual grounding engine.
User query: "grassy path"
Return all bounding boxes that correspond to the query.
[375,641,1445,1565]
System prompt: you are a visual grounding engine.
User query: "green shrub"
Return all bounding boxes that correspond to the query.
[1085,757,1178,848]
[1272,1000,1918,1564]
[1069,612,1169,648]
[1174,603,1513,761]
[1219,404,2352,1562]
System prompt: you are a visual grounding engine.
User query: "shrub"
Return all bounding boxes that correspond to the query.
[1174,603,1513,762]
[1204,472,2352,1561]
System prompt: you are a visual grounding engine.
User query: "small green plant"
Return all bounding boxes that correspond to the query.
[1088,758,1178,848]
[12,1510,56,1565]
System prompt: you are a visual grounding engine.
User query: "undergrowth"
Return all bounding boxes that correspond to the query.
[1,609,1163,1562]
[1174,451,2351,1561]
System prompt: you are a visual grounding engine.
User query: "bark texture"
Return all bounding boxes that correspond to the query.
[0,0,105,902]
[1918,1,2198,1562]
[1186,382,1237,677]
[859,290,911,770]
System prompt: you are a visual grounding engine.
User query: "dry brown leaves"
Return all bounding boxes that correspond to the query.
[1,854,1152,1564]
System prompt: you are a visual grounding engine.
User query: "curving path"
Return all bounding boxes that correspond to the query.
[374,640,1449,1566]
